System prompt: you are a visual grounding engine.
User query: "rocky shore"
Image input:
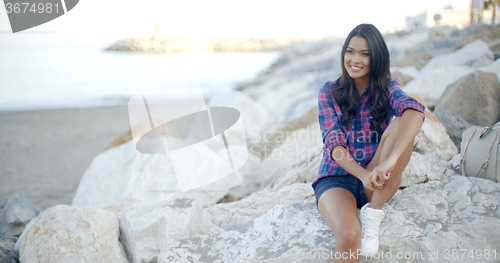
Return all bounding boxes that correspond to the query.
[106,36,320,53]
[3,23,500,262]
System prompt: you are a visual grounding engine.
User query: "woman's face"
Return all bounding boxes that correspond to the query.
[344,36,370,87]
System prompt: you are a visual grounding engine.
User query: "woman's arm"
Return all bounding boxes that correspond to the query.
[331,146,376,190]
[331,108,424,190]
[368,109,424,185]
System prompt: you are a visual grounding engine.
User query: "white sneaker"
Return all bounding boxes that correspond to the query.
[358,203,385,257]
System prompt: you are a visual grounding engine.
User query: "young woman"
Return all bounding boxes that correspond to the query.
[312,24,425,262]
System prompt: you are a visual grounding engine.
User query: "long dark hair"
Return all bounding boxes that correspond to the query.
[334,24,390,138]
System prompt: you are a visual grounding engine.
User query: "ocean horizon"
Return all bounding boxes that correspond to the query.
[0,34,279,112]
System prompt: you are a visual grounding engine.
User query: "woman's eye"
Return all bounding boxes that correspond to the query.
[362,53,370,56]
[347,50,354,54]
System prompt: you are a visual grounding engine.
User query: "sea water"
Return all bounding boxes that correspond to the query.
[0,34,279,111]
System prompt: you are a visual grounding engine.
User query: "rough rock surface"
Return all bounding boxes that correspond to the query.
[118,198,220,263]
[72,140,243,213]
[208,90,271,145]
[434,109,472,149]
[436,70,500,127]
[205,183,315,230]
[15,205,128,263]
[403,40,494,105]
[0,195,43,237]
[413,113,458,161]
[261,122,323,190]
[157,176,500,263]
[391,69,414,87]
[0,235,19,263]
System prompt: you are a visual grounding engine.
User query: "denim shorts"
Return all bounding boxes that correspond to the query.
[312,175,369,209]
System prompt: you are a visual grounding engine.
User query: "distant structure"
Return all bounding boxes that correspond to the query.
[405,5,470,31]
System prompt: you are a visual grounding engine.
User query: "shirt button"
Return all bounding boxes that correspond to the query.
[357,138,362,143]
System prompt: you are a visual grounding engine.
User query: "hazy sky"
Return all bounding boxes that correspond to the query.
[0,0,470,43]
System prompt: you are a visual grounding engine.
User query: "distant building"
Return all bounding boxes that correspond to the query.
[405,6,470,31]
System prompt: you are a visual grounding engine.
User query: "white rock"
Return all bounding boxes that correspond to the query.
[229,151,265,196]
[15,205,128,263]
[118,198,221,263]
[424,39,493,70]
[208,90,271,144]
[401,152,456,187]
[403,40,494,103]
[414,114,458,161]
[72,140,243,213]
[390,66,420,78]
[205,183,315,230]
[159,200,332,263]
[158,176,500,263]
[479,57,500,80]
[261,122,323,190]
[256,73,318,120]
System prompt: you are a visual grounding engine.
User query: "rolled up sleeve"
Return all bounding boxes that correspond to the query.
[318,82,347,160]
[389,79,425,118]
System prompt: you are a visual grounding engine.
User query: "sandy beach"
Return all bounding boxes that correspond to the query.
[0,105,131,208]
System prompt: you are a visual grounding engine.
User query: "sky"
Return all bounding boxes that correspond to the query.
[0,0,470,45]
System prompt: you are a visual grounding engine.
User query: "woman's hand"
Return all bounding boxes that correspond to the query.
[367,155,398,190]
[359,170,377,191]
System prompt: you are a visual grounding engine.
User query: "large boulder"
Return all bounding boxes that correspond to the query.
[435,70,500,127]
[1,195,43,237]
[457,23,500,50]
[72,140,243,213]
[403,40,494,105]
[434,109,472,149]
[157,176,500,263]
[208,90,271,145]
[205,183,314,230]
[401,151,456,187]
[413,112,458,161]
[391,69,415,87]
[118,198,220,263]
[15,205,128,263]
[261,122,323,190]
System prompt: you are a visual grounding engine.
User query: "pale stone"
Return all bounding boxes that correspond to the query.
[261,122,323,190]
[413,114,458,161]
[205,183,315,230]
[401,152,456,187]
[403,40,494,103]
[118,198,221,263]
[15,205,128,263]
[72,139,243,213]
[435,70,500,127]
[391,69,415,87]
[208,90,271,144]
[158,176,500,263]
[1,195,42,237]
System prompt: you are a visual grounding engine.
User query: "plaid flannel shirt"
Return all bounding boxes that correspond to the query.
[312,78,425,185]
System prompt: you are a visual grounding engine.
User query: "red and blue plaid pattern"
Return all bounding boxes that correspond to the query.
[313,78,425,185]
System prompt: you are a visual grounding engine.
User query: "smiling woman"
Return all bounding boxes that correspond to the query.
[312,23,425,262]
[344,36,371,95]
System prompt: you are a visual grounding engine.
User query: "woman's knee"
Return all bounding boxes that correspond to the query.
[335,226,361,247]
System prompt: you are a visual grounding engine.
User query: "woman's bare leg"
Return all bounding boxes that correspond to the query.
[363,117,414,209]
[318,188,361,263]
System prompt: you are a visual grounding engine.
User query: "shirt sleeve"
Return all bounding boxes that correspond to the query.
[388,79,425,118]
[318,82,347,160]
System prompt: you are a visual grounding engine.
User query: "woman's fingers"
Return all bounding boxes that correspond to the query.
[370,172,384,190]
